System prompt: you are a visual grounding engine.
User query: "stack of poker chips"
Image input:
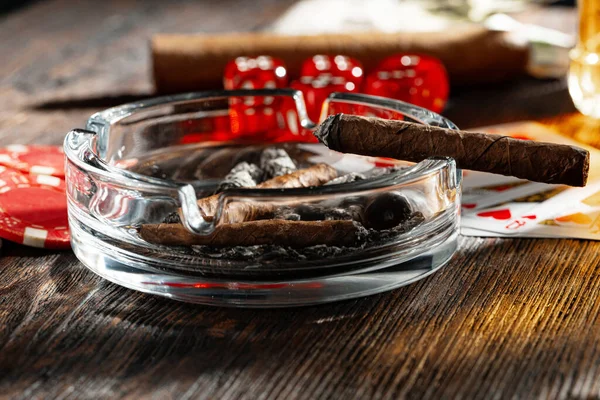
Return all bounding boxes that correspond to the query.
[0,145,70,249]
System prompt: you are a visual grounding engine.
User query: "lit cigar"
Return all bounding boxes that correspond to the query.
[140,220,359,247]
[315,114,590,187]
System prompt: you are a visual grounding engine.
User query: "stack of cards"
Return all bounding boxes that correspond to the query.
[461,121,600,240]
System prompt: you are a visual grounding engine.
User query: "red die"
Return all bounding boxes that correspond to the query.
[224,56,288,92]
[223,56,289,137]
[363,54,449,113]
[291,55,363,123]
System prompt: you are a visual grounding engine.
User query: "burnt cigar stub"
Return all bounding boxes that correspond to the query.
[140,220,361,247]
[194,163,338,224]
[315,114,590,187]
[254,163,337,189]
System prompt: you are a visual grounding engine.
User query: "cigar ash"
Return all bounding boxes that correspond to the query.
[260,147,297,179]
[217,161,263,192]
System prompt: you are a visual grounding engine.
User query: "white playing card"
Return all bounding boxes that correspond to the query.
[462,181,558,212]
[463,181,600,236]
[508,181,600,234]
[462,202,542,233]
[514,188,600,239]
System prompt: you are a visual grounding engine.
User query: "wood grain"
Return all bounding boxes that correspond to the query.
[2,2,600,399]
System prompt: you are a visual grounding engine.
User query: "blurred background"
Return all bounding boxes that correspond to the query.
[0,0,592,147]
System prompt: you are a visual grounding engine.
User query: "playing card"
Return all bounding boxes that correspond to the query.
[461,186,567,234]
[515,188,600,239]
[463,180,600,238]
[461,169,523,191]
[516,180,600,231]
[462,181,557,212]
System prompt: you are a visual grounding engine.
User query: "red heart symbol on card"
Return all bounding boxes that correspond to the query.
[477,209,512,220]
[522,214,536,220]
[462,203,476,209]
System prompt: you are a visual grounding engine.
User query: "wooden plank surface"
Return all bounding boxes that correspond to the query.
[2,1,600,399]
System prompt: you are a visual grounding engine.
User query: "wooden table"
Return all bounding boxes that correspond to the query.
[2,1,600,399]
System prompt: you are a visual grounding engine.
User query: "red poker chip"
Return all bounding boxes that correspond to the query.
[0,166,69,249]
[0,144,65,178]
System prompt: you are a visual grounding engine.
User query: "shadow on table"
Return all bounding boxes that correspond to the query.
[30,93,154,111]
[29,77,574,131]
[445,77,575,129]
[1,240,71,258]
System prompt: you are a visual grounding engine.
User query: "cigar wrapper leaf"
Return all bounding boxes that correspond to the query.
[315,114,589,187]
[140,220,360,247]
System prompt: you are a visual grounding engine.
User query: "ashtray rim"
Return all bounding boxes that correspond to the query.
[65,89,460,201]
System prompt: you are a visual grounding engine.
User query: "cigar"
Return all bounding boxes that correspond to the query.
[151,26,528,93]
[315,114,590,187]
[140,220,359,247]
[195,163,338,223]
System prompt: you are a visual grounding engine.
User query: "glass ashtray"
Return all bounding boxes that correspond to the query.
[65,89,461,307]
